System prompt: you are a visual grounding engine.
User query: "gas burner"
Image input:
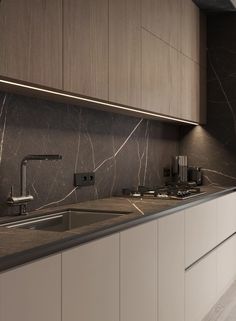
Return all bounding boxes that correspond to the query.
[122,184,205,200]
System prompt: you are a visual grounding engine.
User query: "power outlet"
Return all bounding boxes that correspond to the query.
[74,172,95,187]
[163,167,171,177]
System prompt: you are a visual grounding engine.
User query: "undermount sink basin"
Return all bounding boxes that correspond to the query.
[3,209,130,232]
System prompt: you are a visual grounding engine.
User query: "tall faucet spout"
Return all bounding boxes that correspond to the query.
[18,154,62,214]
[20,155,62,197]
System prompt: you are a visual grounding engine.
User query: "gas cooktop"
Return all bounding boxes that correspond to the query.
[122,183,206,200]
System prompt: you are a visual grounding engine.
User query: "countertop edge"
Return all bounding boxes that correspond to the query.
[0,186,235,273]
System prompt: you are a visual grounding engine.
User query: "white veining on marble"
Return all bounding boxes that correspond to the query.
[33,118,143,211]
[35,186,78,211]
[203,174,227,189]
[0,94,7,165]
[0,94,6,119]
[136,138,145,186]
[74,108,82,173]
[203,168,236,181]
[208,55,236,136]
[85,126,98,199]
[86,128,96,170]
[143,120,150,186]
[94,118,143,172]
[31,182,39,198]
[126,198,144,215]
[110,121,117,196]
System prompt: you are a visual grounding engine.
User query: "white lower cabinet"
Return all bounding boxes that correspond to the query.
[120,221,158,321]
[2,193,236,321]
[185,250,217,321]
[158,211,185,321]
[0,254,61,321]
[217,234,236,299]
[217,192,236,244]
[185,200,217,268]
[62,234,119,321]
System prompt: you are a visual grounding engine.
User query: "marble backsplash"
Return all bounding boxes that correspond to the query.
[0,91,180,216]
[180,14,236,187]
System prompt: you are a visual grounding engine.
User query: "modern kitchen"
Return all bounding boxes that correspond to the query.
[0,0,236,320]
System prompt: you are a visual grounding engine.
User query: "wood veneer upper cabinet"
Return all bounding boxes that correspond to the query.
[142,0,181,50]
[181,0,200,63]
[0,0,62,88]
[109,0,141,107]
[169,48,181,118]
[63,0,108,100]
[142,29,170,115]
[181,54,200,122]
[200,12,207,69]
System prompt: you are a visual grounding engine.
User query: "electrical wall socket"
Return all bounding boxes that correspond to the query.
[74,172,95,187]
[163,167,171,177]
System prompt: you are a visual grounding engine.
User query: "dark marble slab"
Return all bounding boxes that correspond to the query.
[0,186,234,272]
[0,91,180,217]
[180,14,236,187]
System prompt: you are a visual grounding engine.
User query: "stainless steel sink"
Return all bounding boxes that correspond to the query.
[3,209,130,232]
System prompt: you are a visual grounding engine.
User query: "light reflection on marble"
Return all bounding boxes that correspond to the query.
[0,91,179,216]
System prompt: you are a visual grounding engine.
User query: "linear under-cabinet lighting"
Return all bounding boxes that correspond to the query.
[0,79,199,126]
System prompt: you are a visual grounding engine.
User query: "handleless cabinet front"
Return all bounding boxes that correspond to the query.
[217,192,236,244]
[109,0,141,108]
[142,0,181,50]
[62,234,119,321]
[181,0,200,63]
[0,0,62,89]
[120,221,157,321]
[0,254,61,321]
[185,200,217,268]
[63,0,108,100]
[142,29,170,115]
[158,211,185,321]
[217,234,236,299]
[185,250,217,321]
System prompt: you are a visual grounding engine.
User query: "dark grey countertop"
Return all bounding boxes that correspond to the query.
[0,185,235,272]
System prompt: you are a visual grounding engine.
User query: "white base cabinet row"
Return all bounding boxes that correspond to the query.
[186,234,236,321]
[185,192,236,268]
[0,192,235,321]
[0,215,184,321]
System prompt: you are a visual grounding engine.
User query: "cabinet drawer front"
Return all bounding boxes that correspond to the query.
[217,192,236,244]
[185,200,217,267]
[62,234,119,321]
[185,251,217,321]
[158,212,185,321]
[120,221,157,321]
[0,254,61,321]
[217,234,236,299]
